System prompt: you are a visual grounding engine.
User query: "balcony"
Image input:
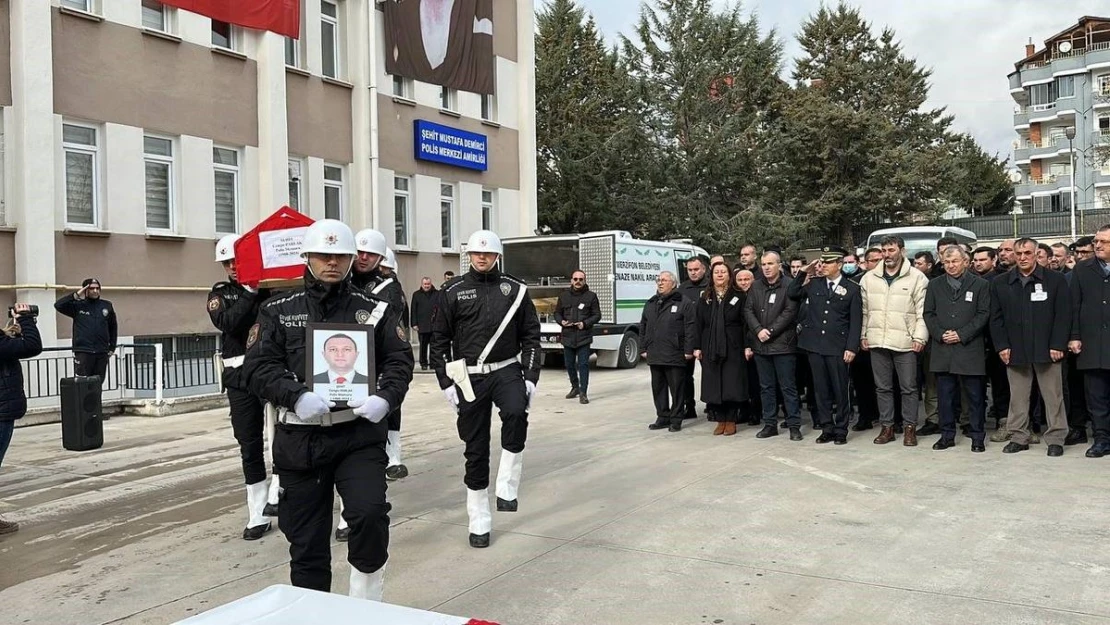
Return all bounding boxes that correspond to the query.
[1014,174,1073,197]
[1020,40,1110,72]
[1017,63,1053,85]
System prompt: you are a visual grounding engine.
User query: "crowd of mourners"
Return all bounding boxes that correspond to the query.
[630,229,1110,457]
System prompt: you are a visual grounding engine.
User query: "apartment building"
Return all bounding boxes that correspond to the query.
[1009,16,1110,216]
[0,0,537,350]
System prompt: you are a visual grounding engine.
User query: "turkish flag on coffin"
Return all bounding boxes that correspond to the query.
[160,0,301,39]
[234,207,315,288]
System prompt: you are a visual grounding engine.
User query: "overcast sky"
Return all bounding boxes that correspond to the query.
[536,0,1109,162]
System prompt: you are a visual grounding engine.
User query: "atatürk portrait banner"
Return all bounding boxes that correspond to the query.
[383,0,495,95]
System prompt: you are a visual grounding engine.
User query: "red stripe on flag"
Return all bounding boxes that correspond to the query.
[160,0,301,39]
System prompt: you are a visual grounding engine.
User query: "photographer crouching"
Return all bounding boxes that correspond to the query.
[0,303,43,535]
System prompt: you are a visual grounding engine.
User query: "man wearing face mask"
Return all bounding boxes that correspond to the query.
[243,219,414,600]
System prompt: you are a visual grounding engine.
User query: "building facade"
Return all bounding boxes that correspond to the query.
[0,0,536,349]
[1010,16,1110,218]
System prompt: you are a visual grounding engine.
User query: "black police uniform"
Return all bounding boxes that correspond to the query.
[356,270,410,469]
[430,267,541,493]
[789,262,862,441]
[54,291,117,381]
[243,270,414,592]
[207,281,270,487]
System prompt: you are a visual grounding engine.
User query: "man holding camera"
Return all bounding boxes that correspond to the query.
[55,278,117,384]
[0,303,44,534]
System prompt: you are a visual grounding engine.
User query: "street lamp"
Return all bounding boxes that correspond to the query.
[1066,126,1077,240]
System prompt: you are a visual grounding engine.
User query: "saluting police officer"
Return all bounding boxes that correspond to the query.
[431,230,541,549]
[788,246,862,445]
[208,234,274,540]
[243,219,414,600]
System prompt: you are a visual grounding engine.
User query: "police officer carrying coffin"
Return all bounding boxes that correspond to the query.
[788,246,862,445]
[208,234,274,540]
[243,219,414,599]
[431,230,542,549]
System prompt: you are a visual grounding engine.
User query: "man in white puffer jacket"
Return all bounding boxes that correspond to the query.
[860,234,930,447]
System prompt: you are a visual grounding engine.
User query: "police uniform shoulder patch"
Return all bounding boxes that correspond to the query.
[102,308,110,317]
[500,282,512,296]
[355,309,372,324]
[246,323,260,349]
[207,296,221,312]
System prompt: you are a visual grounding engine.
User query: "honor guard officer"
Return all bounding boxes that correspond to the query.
[208,235,274,540]
[431,230,541,548]
[788,246,862,445]
[243,219,414,600]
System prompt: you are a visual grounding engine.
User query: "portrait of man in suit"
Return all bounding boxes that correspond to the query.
[313,333,369,384]
[383,0,494,94]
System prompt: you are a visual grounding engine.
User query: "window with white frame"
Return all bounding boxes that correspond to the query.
[1098,74,1110,97]
[324,165,344,220]
[213,147,239,233]
[481,93,497,122]
[440,183,455,249]
[212,20,237,51]
[392,75,413,99]
[288,158,303,211]
[285,37,301,68]
[144,136,175,231]
[393,176,411,247]
[481,189,495,231]
[1055,75,1075,99]
[63,123,99,227]
[321,0,341,79]
[141,0,172,33]
[61,0,93,12]
[1099,114,1110,134]
[440,86,456,111]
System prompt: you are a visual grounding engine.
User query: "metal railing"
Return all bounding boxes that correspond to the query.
[22,343,221,406]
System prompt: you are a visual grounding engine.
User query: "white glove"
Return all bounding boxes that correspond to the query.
[443,386,460,411]
[243,284,257,294]
[294,392,335,421]
[348,395,391,423]
[525,380,537,408]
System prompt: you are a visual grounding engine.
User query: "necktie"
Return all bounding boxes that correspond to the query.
[336,376,347,384]
[828,280,834,292]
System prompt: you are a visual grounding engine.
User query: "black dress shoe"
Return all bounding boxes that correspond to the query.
[1047,444,1064,457]
[834,434,848,445]
[580,394,590,405]
[756,425,779,439]
[971,442,986,453]
[789,427,803,441]
[1085,441,1110,458]
[648,418,669,430]
[851,421,873,432]
[385,464,409,480]
[566,388,580,399]
[1065,428,1089,446]
[263,502,279,517]
[815,432,835,444]
[668,420,683,432]
[242,521,271,541]
[916,423,941,436]
[469,533,490,548]
[497,497,518,512]
[932,438,955,450]
[747,414,762,426]
[893,423,904,434]
[335,527,349,542]
[1002,442,1030,454]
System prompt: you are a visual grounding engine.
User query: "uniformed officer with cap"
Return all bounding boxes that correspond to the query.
[788,246,862,444]
[431,229,542,548]
[208,234,274,540]
[243,219,414,599]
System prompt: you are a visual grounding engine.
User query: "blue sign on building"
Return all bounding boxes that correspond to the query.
[413,120,488,172]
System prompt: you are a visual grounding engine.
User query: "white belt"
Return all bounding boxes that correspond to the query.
[222,355,245,368]
[278,409,359,427]
[466,357,518,375]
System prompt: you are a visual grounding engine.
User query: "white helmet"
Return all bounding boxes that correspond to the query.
[355,228,388,257]
[465,230,503,255]
[300,219,357,257]
[382,248,397,270]
[215,234,239,262]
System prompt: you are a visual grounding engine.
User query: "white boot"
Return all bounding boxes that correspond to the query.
[349,566,384,602]
[246,481,269,528]
[386,430,402,467]
[264,474,281,515]
[495,450,523,510]
[466,488,491,547]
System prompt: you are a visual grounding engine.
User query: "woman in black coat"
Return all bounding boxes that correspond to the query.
[0,304,42,535]
[694,263,751,435]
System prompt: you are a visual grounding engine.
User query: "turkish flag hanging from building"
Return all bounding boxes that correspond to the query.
[160,0,301,39]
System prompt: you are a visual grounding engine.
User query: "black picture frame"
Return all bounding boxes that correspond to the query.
[305,322,376,410]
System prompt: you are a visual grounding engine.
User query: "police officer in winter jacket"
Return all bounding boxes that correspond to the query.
[243,219,414,600]
[208,234,274,540]
[55,278,117,384]
[431,230,541,549]
[555,270,601,404]
[641,271,697,432]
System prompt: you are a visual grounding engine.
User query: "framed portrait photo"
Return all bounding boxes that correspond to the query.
[305,323,376,409]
